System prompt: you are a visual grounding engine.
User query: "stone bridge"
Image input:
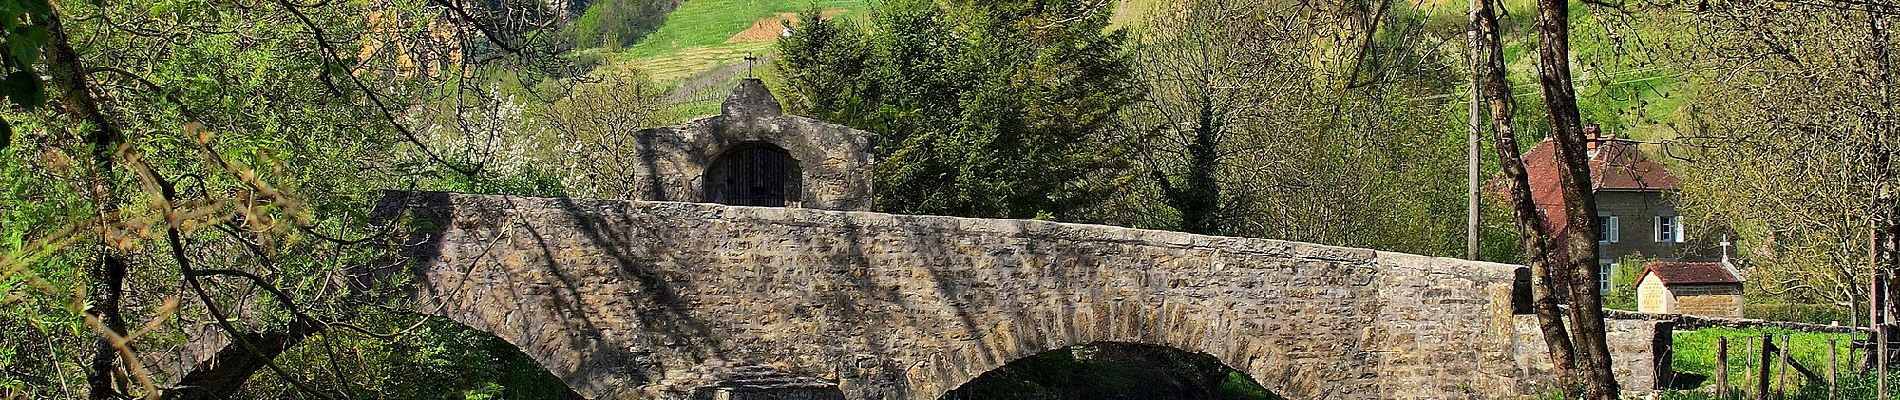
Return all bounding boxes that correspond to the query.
[370,191,1669,399]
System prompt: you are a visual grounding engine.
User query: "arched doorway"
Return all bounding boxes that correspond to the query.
[941,342,1281,400]
[704,143,801,207]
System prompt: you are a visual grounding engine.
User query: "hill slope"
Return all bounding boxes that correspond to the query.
[593,0,871,83]
[605,0,1181,85]
[603,0,1686,145]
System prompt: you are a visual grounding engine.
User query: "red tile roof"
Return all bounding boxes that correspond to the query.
[1521,138,1682,239]
[1637,261,1742,286]
[1586,140,1680,191]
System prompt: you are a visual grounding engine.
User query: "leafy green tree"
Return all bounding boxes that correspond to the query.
[1664,5,1898,326]
[1114,0,1259,236]
[1603,254,1648,311]
[1474,0,1621,395]
[237,316,578,399]
[568,0,679,48]
[533,64,671,199]
[776,0,1141,220]
[0,0,50,148]
[1106,0,1516,262]
[0,0,581,397]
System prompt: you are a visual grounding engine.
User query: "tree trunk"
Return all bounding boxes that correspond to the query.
[43,8,134,400]
[1471,0,1580,393]
[1532,0,1618,398]
[161,321,322,400]
[83,255,129,400]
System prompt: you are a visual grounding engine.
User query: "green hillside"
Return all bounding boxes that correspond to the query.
[1411,0,1690,144]
[594,0,873,83]
[608,0,1686,143]
[604,0,1151,84]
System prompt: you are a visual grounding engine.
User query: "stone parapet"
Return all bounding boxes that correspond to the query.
[372,191,1662,399]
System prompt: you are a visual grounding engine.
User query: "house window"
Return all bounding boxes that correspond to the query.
[1599,261,1614,293]
[1656,216,1675,243]
[1656,216,1685,243]
[1598,216,1620,243]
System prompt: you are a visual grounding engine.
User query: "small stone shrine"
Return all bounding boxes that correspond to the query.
[627,78,875,210]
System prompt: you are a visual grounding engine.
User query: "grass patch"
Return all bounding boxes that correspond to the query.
[1409,0,1692,145]
[623,0,871,59]
[1109,0,1164,30]
[588,0,872,84]
[1672,327,1865,393]
[619,41,775,83]
[1657,372,1893,400]
[658,99,725,122]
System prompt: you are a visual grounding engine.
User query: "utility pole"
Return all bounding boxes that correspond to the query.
[1876,230,1888,400]
[1465,0,1483,261]
[1874,4,1894,398]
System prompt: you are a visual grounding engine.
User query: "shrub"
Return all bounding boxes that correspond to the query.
[1670,327,1865,395]
[1604,255,1648,311]
[1746,304,1856,326]
[568,0,680,49]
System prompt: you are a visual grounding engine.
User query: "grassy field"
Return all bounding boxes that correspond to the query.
[1671,327,1866,394]
[1109,0,1164,30]
[607,0,1696,141]
[1407,0,1693,145]
[597,0,873,83]
[617,0,1158,84]
[624,0,871,58]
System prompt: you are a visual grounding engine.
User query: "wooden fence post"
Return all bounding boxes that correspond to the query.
[1759,332,1772,400]
[1778,334,1791,399]
[1830,337,1839,400]
[1720,336,1731,400]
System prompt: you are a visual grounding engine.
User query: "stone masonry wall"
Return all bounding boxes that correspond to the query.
[1511,316,1672,392]
[373,191,1662,399]
[623,79,875,210]
[1671,287,1744,318]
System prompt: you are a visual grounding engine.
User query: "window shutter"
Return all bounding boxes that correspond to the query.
[1674,216,1687,243]
[1608,216,1620,243]
[1654,216,1664,242]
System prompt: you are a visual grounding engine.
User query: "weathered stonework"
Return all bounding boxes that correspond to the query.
[691,365,846,400]
[371,191,1669,399]
[1510,317,1671,392]
[622,79,875,210]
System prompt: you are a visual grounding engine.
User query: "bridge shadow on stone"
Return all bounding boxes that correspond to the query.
[352,79,1674,399]
[693,366,848,400]
[363,190,1683,399]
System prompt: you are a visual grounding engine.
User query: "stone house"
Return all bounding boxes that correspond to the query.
[1636,261,1745,317]
[1523,127,1717,294]
[624,78,876,211]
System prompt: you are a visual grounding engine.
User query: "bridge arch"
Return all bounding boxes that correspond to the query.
[905,300,1336,400]
[191,315,582,399]
[941,341,1281,400]
[370,191,1651,399]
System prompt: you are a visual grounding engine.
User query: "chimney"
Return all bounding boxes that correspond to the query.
[1720,234,1733,266]
[1585,124,1602,152]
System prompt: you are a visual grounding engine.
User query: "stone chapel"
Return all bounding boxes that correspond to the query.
[625,78,876,210]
